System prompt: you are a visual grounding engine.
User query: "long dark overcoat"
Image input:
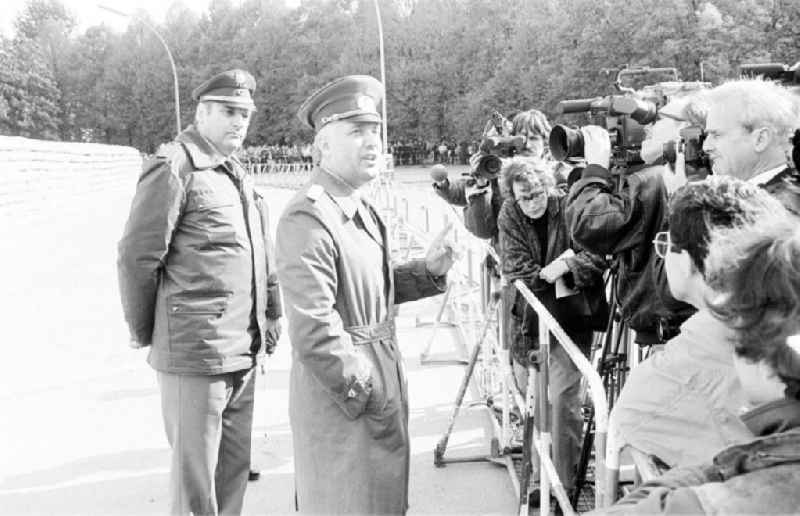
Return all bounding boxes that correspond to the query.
[276,170,443,514]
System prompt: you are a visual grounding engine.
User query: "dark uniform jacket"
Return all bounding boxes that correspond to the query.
[499,192,609,360]
[595,398,800,515]
[117,126,281,374]
[566,164,694,343]
[761,166,800,216]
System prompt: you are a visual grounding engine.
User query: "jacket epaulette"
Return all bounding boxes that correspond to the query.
[307,184,324,202]
[155,141,181,160]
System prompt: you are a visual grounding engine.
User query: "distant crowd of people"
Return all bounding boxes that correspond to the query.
[238,143,314,164]
[389,139,480,166]
[235,139,480,168]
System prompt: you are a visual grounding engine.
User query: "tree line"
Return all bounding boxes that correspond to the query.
[1,0,798,153]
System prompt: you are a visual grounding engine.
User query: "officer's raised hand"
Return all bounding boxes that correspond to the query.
[425,221,457,277]
[580,125,611,169]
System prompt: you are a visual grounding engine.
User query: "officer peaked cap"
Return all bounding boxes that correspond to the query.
[297,75,383,131]
[192,69,256,110]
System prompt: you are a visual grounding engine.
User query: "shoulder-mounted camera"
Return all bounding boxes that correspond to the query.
[548,67,709,174]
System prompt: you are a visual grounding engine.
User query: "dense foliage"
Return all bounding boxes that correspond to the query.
[2,0,798,152]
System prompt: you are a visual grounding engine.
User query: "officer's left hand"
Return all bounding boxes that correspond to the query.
[265,317,282,355]
[425,222,457,277]
[539,259,569,284]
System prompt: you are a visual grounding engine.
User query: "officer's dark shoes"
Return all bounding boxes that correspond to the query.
[248,467,261,481]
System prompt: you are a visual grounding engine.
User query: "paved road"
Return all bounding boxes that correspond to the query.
[0,171,515,515]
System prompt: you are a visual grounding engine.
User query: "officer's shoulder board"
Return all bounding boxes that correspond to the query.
[155,142,182,160]
[145,142,191,181]
[306,183,325,202]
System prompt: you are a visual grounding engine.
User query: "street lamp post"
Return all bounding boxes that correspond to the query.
[98,4,182,136]
[372,0,388,152]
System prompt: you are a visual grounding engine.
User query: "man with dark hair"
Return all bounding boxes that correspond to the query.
[117,69,282,515]
[608,176,786,468]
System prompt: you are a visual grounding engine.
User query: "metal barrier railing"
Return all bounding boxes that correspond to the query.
[514,280,611,514]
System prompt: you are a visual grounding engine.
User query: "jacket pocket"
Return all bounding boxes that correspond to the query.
[362,341,400,416]
[167,292,230,345]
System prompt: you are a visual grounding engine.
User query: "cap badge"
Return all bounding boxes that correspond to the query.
[232,71,246,88]
[356,95,376,113]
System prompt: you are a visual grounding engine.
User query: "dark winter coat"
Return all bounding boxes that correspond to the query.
[761,166,800,216]
[498,191,608,361]
[565,164,694,343]
[117,126,281,374]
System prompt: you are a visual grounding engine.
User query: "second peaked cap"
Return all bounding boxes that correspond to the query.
[297,75,383,131]
[192,69,257,110]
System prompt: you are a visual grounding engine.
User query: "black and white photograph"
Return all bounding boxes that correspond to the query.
[1,0,799,514]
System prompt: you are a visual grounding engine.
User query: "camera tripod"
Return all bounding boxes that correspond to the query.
[571,268,631,508]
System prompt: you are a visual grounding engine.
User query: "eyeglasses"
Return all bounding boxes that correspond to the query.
[652,231,681,259]
[517,190,547,203]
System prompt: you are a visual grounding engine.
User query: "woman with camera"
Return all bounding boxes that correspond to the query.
[497,157,608,500]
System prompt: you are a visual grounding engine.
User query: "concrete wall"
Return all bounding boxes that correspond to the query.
[0,136,141,224]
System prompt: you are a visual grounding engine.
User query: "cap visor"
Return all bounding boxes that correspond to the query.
[202,96,256,111]
[340,113,382,124]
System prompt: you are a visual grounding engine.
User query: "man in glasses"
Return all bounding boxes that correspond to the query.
[608,176,785,468]
[703,78,800,216]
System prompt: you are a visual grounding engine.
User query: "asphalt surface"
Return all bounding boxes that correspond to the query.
[0,166,516,515]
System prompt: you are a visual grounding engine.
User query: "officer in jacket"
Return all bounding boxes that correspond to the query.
[117,69,282,515]
[276,75,455,515]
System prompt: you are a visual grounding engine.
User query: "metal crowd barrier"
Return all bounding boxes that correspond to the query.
[514,281,611,514]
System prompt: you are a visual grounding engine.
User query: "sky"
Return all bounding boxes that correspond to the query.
[2,0,301,37]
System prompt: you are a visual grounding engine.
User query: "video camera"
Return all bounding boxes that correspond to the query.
[662,125,709,171]
[548,67,708,174]
[472,135,526,181]
[469,110,526,182]
[740,62,800,171]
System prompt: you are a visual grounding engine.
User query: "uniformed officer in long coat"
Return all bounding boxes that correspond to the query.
[276,75,455,514]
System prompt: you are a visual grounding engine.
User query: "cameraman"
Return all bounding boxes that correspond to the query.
[564,95,703,344]
[432,109,554,241]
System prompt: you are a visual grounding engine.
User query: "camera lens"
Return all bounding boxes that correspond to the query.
[548,125,585,161]
[480,155,502,177]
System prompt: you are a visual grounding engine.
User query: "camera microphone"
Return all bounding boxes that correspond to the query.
[430,164,449,184]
